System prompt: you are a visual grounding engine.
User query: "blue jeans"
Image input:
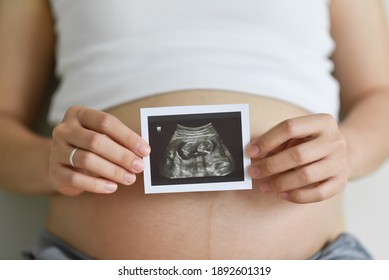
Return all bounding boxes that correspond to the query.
[22,230,372,260]
[309,233,373,260]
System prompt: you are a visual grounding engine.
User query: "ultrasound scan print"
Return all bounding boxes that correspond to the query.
[159,123,235,179]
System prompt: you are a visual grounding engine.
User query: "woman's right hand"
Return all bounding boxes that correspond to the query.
[49,106,151,196]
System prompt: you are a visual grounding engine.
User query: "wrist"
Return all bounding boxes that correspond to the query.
[340,124,367,180]
[24,136,56,194]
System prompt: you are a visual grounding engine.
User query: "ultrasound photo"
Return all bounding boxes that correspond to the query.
[141,104,251,194]
[159,122,235,179]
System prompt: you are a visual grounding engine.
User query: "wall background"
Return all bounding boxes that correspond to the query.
[344,162,389,260]
[0,192,48,259]
[1,1,389,260]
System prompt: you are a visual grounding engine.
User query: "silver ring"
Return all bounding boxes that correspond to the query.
[69,148,79,168]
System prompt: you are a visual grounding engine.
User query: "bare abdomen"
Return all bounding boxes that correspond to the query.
[47,90,344,259]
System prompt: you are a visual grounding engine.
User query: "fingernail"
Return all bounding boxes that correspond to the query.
[260,182,270,192]
[247,145,260,157]
[249,167,261,178]
[137,143,151,156]
[124,172,136,184]
[105,182,118,193]
[132,159,144,172]
[279,192,289,200]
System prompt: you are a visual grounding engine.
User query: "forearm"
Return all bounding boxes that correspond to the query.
[0,116,54,194]
[340,89,389,180]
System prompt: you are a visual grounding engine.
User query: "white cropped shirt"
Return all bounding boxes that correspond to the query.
[48,0,339,124]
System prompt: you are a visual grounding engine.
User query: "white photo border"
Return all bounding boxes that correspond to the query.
[141,104,252,194]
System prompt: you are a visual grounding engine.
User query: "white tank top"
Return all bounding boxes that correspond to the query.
[48,0,339,124]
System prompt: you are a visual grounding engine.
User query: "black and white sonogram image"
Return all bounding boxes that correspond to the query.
[159,122,236,180]
[141,104,251,194]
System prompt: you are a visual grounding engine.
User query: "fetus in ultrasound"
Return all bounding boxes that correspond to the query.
[159,123,235,179]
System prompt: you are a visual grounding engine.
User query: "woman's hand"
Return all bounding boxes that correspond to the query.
[49,106,151,196]
[246,114,348,204]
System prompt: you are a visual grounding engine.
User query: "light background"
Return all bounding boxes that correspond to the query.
[1,1,389,260]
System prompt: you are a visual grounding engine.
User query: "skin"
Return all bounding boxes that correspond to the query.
[247,113,348,203]
[1,0,389,259]
[49,106,150,196]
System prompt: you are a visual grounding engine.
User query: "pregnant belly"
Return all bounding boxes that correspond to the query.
[46,90,344,259]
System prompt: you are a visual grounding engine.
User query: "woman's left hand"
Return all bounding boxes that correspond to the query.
[246,114,348,204]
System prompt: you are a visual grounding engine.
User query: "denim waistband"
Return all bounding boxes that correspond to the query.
[22,230,91,260]
[309,233,373,260]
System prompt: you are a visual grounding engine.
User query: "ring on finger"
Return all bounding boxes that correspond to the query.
[69,147,79,168]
